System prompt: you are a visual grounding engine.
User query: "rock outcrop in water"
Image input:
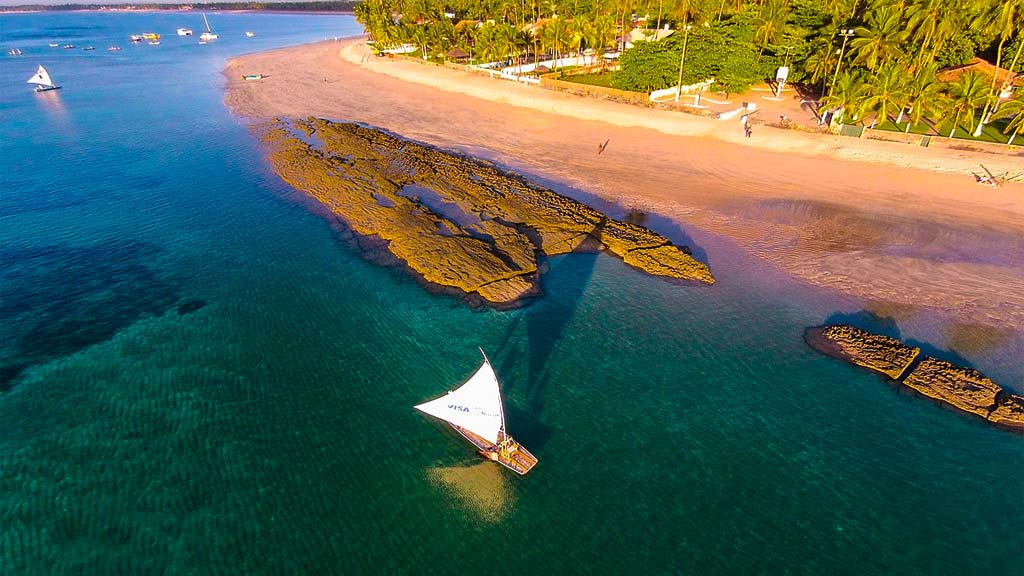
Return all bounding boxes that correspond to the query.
[803,325,919,379]
[805,324,1023,432]
[258,118,714,306]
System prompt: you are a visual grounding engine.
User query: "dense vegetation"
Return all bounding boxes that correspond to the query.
[356,0,1022,142]
[0,2,359,12]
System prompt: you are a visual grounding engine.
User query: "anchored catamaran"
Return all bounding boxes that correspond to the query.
[26,65,60,92]
[415,351,538,475]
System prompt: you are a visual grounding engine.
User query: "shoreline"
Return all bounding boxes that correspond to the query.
[223,38,1024,330]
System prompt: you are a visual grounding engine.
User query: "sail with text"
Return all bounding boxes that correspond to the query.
[414,360,504,445]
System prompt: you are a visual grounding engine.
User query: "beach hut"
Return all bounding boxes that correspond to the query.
[445,47,471,63]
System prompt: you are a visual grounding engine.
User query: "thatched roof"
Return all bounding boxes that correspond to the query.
[535,64,551,73]
[445,47,470,59]
[937,57,1023,88]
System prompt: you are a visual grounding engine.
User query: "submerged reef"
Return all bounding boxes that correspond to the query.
[259,118,713,307]
[805,325,1023,432]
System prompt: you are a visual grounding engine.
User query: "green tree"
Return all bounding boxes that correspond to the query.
[753,0,789,58]
[821,70,867,124]
[849,7,906,71]
[941,71,988,137]
[860,63,909,127]
[900,62,943,131]
[993,97,1023,145]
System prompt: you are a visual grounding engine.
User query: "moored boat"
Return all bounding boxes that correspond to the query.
[199,13,218,41]
[48,42,59,47]
[27,64,61,92]
[415,350,538,476]
[107,46,121,51]
[177,28,193,36]
[8,48,23,56]
[245,31,256,37]
[129,35,143,43]
[242,73,267,80]
[83,46,95,51]
[62,44,75,49]
[142,33,160,40]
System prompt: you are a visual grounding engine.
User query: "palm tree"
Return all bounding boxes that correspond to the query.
[905,0,953,67]
[804,39,838,96]
[860,63,909,128]
[941,71,988,138]
[900,62,943,132]
[821,70,868,125]
[849,7,906,71]
[994,97,1024,145]
[975,0,1024,136]
[542,17,573,69]
[753,0,789,59]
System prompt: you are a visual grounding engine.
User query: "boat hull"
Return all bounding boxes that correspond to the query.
[34,86,61,92]
[448,424,538,475]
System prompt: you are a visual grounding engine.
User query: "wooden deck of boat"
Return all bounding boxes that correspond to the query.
[450,425,538,475]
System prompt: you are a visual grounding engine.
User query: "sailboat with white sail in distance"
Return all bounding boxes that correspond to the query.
[27,65,60,92]
[199,13,219,42]
[415,350,538,475]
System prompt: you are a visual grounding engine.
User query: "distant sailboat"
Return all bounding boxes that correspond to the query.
[415,350,538,475]
[199,14,218,42]
[8,48,23,56]
[27,65,61,92]
[245,31,256,37]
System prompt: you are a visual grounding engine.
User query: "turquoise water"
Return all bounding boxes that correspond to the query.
[1,12,1022,575]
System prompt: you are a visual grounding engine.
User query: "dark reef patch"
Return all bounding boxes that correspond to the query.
[0,241,179,390]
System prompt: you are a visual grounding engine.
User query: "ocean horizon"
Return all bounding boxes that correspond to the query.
[1,11,1022,575]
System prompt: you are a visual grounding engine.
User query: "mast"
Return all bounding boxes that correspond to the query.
[478,348,506,436]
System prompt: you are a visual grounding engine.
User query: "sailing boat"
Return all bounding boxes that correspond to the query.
[26,65,60,92]
[199,14,219,42]
[415,350,538,475]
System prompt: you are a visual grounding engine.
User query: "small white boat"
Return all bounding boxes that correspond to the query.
[48,42,59,48]
[148,41,160,46]
[8,48,23,56]
[241,73,267,81]
[107,46,121,51]
[129,35,143,42]
[82,46,95,51]
[27,64,61,92]
[245,31,256,38]
[199,13,218,41]
[198,40,208,45]
[62,44,75,50]
[177,28,194,36]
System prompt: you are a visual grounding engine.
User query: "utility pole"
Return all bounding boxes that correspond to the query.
[829,28,856,96]
[675,24,693,102]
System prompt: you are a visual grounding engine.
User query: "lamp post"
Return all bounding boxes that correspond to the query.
[675,24,693,102]
[828,28,856,96]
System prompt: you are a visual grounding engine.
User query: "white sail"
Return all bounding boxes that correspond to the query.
[26,65,54,88]
[415,358,504,444]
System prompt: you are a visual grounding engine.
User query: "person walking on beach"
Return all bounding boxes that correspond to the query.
[597,139,609,154]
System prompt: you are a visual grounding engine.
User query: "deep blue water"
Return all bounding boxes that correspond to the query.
[1,11,1023,575]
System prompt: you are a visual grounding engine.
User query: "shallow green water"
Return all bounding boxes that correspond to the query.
[1,12,1022,576]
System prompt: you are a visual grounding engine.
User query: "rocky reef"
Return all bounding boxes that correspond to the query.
[803,325,919,379]
[258,118,713,307]
[805,324,1022,432]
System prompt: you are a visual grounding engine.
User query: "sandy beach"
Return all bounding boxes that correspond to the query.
[224,38,1024,330]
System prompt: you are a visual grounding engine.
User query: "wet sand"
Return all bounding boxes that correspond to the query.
[224,39,1024,329]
